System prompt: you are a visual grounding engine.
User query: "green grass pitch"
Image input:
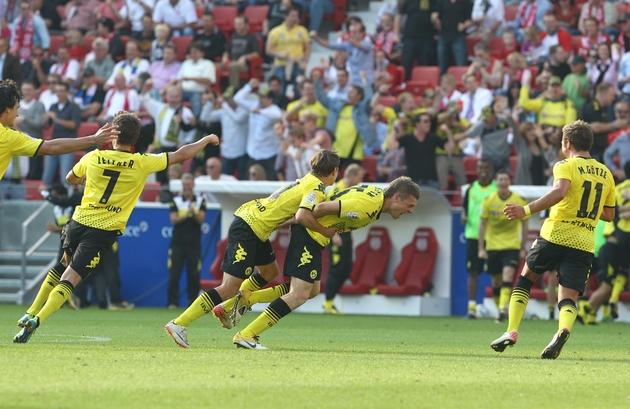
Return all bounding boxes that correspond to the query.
[1,304,630,409]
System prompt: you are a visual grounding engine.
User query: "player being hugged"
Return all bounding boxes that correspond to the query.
[14,111,219,343]
[490,120,615,359]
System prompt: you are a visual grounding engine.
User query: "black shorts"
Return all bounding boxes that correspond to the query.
[283,224,324,284]
[526,237,593,295]
[220,217,276,280]
[615,230,630,268]
[595,241,623,285]
[486,250,520,275]
[61,220,118,279]
[466,239,485,273]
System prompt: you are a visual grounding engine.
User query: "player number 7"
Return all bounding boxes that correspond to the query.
[99,169,121,204]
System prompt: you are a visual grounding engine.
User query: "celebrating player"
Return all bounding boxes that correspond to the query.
[490,120,615,359]
[14,111,219,343]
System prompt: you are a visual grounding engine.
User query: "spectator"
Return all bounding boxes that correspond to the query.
[158,163,184,204]
[220,16,260,90]
[194,11,227,63]
[553,0,581,36]
[465,105,515,173]
[459,74,493,125]
[505,79,528,123]
[151,23,170,62]
[234,78,283,180]
[314,70,376,169]
[278,126,320,180]
[578,17,610,58]
[152,0,196,37]
[604,101,630,180]
[438,73,462,111]
[284,79,328,127]
[539,12,572,57]
[149,43,181,92]
[176,42,215,118]
[538,45,571,82]
[65,29,86,62]
[133,14,155,59]
[200,86,249,180]
[373,48,397,89]
[590,42,621,89]
[496,30,519,63]
[14,80,45,180]
[376,117,407,183]
[367,107,388,155]
[432,0,472,75]
[394,0,437,81]
[578,0,618,38]
[106,40,150,89]
[96,17,124,62]
[521,25,546,66]
[311,22,375,86]
[505,0,552,42]
[502,52,532,92]
[0,37,21,85]
[74,68,107,121]
[95,0,124,25]
[298,109,333,150]
[514,122,549,185]
[374,13,396,57]
[0,155,28,199]
[466,42,503,90]
[470,0,504,39]
[263,0,302,36]
[325,68,349,101]
[583,82,623,162]
[62,0,99,34]
[561,55,590,113]
[41,82,81,188]
[30,0,61,33]
[619,13,630,54]
[248,163,267,181]
[98,73,141,124]
[266,7,310,96]
[196,157,238,182]
[321,50,347,88]
[268,75,289,110]
[20,45,51,89]
[377,0,400,27]
[435,102,468,190]
[85,38,116,86]
[133,72,161,154]
[619,48,630,98]
[49,46,80,85]
[388,112,454,189]
[520,73,577,128]
[39,74,60,111]
[292,0,332,34]
[167,173,206,309]
[10,0,50,64]
[120,0,156,37]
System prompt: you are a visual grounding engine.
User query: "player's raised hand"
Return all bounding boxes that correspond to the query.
[202,134,220,146]
[92,123,120,145]
[504,203,526,220]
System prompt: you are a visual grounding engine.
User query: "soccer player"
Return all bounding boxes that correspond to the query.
[491,120,615,359]
[462,159,496,319]
[165,150,340,348]
[13,111,219,343]
[0,79,119,179]
[478,170,529,323]
[231,176,420,350]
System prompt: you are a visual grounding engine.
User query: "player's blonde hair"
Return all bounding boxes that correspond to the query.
[562,120,593,152]
[384,176,420,200]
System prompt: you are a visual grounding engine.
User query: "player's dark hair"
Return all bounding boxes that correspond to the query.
[0,79,21,116]
[113,111,141,146]
[310,149,340,177]
[495,169,511,179]
[384,176,420,200]
[288,126,305,139]
[49,183,68,197]
[562,120,593,152]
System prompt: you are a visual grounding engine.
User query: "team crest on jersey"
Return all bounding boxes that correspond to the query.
[344,212,359,219]
[86,252,101,269]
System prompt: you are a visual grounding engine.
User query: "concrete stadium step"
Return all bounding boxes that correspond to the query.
[0,279,34,290]
[0,265,46,279]
[369,1,385,12]
[0,293,19,303]
[0,250,57,265]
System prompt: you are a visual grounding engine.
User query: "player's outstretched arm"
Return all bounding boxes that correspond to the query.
[295,208,337,238]
[37,124,120,156]
[504,179,570,220]
[312,201,341,218]
[168,134,220,165]
[600,207,615,222]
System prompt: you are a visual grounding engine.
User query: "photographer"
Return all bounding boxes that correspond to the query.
[435,101,469,190]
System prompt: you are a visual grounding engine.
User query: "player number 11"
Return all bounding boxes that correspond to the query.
[576,181,603,220]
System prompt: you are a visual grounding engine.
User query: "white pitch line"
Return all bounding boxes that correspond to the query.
[36,334,112,343]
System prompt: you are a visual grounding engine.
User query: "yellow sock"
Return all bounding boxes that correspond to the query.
[324,299,334,310]
[249,283,290,306]
[174,289,222,327]
[602,303,610,317]
[499,283,512,310]
[558,299,578,332]
[36,280,74,324]
[610,275,627,303]
[506,276,533,332]
[222,273,270,312]
[241,298,292,338]
[586,313,597,324]
[468,301,476,312]
[26,263,64,315]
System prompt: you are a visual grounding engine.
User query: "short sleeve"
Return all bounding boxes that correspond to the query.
[398,134,412,147]
[200,198,207,212]
[11,131,43,157]
[299,181,326,211]
[605,177,616,208]
[268,27,278,45]
[480,197,490,219]
[72,150,92,178]
[466,122,483,138]
[169,200,177,213]
[552,160,571,182]
[142,152,169,175]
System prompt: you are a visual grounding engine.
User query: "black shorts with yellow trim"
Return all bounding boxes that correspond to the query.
[220,216,276,280]
[526,237,593,295]
[61,220,118,279]
[283,224,324,284]
[595,241,623,286]
[486,249,520,275]
[466,239,485,273]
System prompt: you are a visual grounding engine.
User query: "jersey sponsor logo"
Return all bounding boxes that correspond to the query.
[233,243,247,264]
[123,221,149,237]
[86,252,101,269]
[298,246,313,267]
[562,219,596,232]
[304,192,318,206]
[344,212,359,219]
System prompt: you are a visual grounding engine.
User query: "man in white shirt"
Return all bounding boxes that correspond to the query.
[470,0,504,38]
[118,0,155,37]
[49,45,80,84]
[39,74,60,111]
[196,157,237,182]
[234,78,283,180]
[177,42,216,117]
[459,74,493,125]
[152,0,196,37]
[106,40,150,90]
[98,73,141,123]
[326,68,349,100]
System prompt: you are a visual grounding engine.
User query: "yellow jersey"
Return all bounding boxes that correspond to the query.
[540,157,616,253]
[308,184,384,246]
[330,179,348,196]
[234,172,327,242]
[268,23,309,66]
[518,87,577,127]
[286,100,328,128]
[334,105,362,160]
[615,179,630,233]
[71,150,168,233]
[480,191,528,251]
[0,123,43,178]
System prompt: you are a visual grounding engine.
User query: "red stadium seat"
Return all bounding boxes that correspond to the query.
[195,5,205,19]
[214,6,238,34]
[83,35,95,53]
[377,228,437,295]
[78,122,100,138]
[405,81,432,97]
[361,155,378,182]
[49,35,65,57]
[378,95,397,107]
[462,156,479,183]
[446,66,469,92]
[570,36,581,54]
[410,66,440,85]
[340,227,391,294]
[505,5,518,22]
[171,36,193,61]
[25,180,44,200]
[141,182,161,202]
[466,36,482,57]
[244,5,269,33]
[201,238,228,290]
[310,67,326,84]
[489,36,505,59]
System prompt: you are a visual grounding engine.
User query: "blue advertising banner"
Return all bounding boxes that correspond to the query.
[117,205,221,307]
